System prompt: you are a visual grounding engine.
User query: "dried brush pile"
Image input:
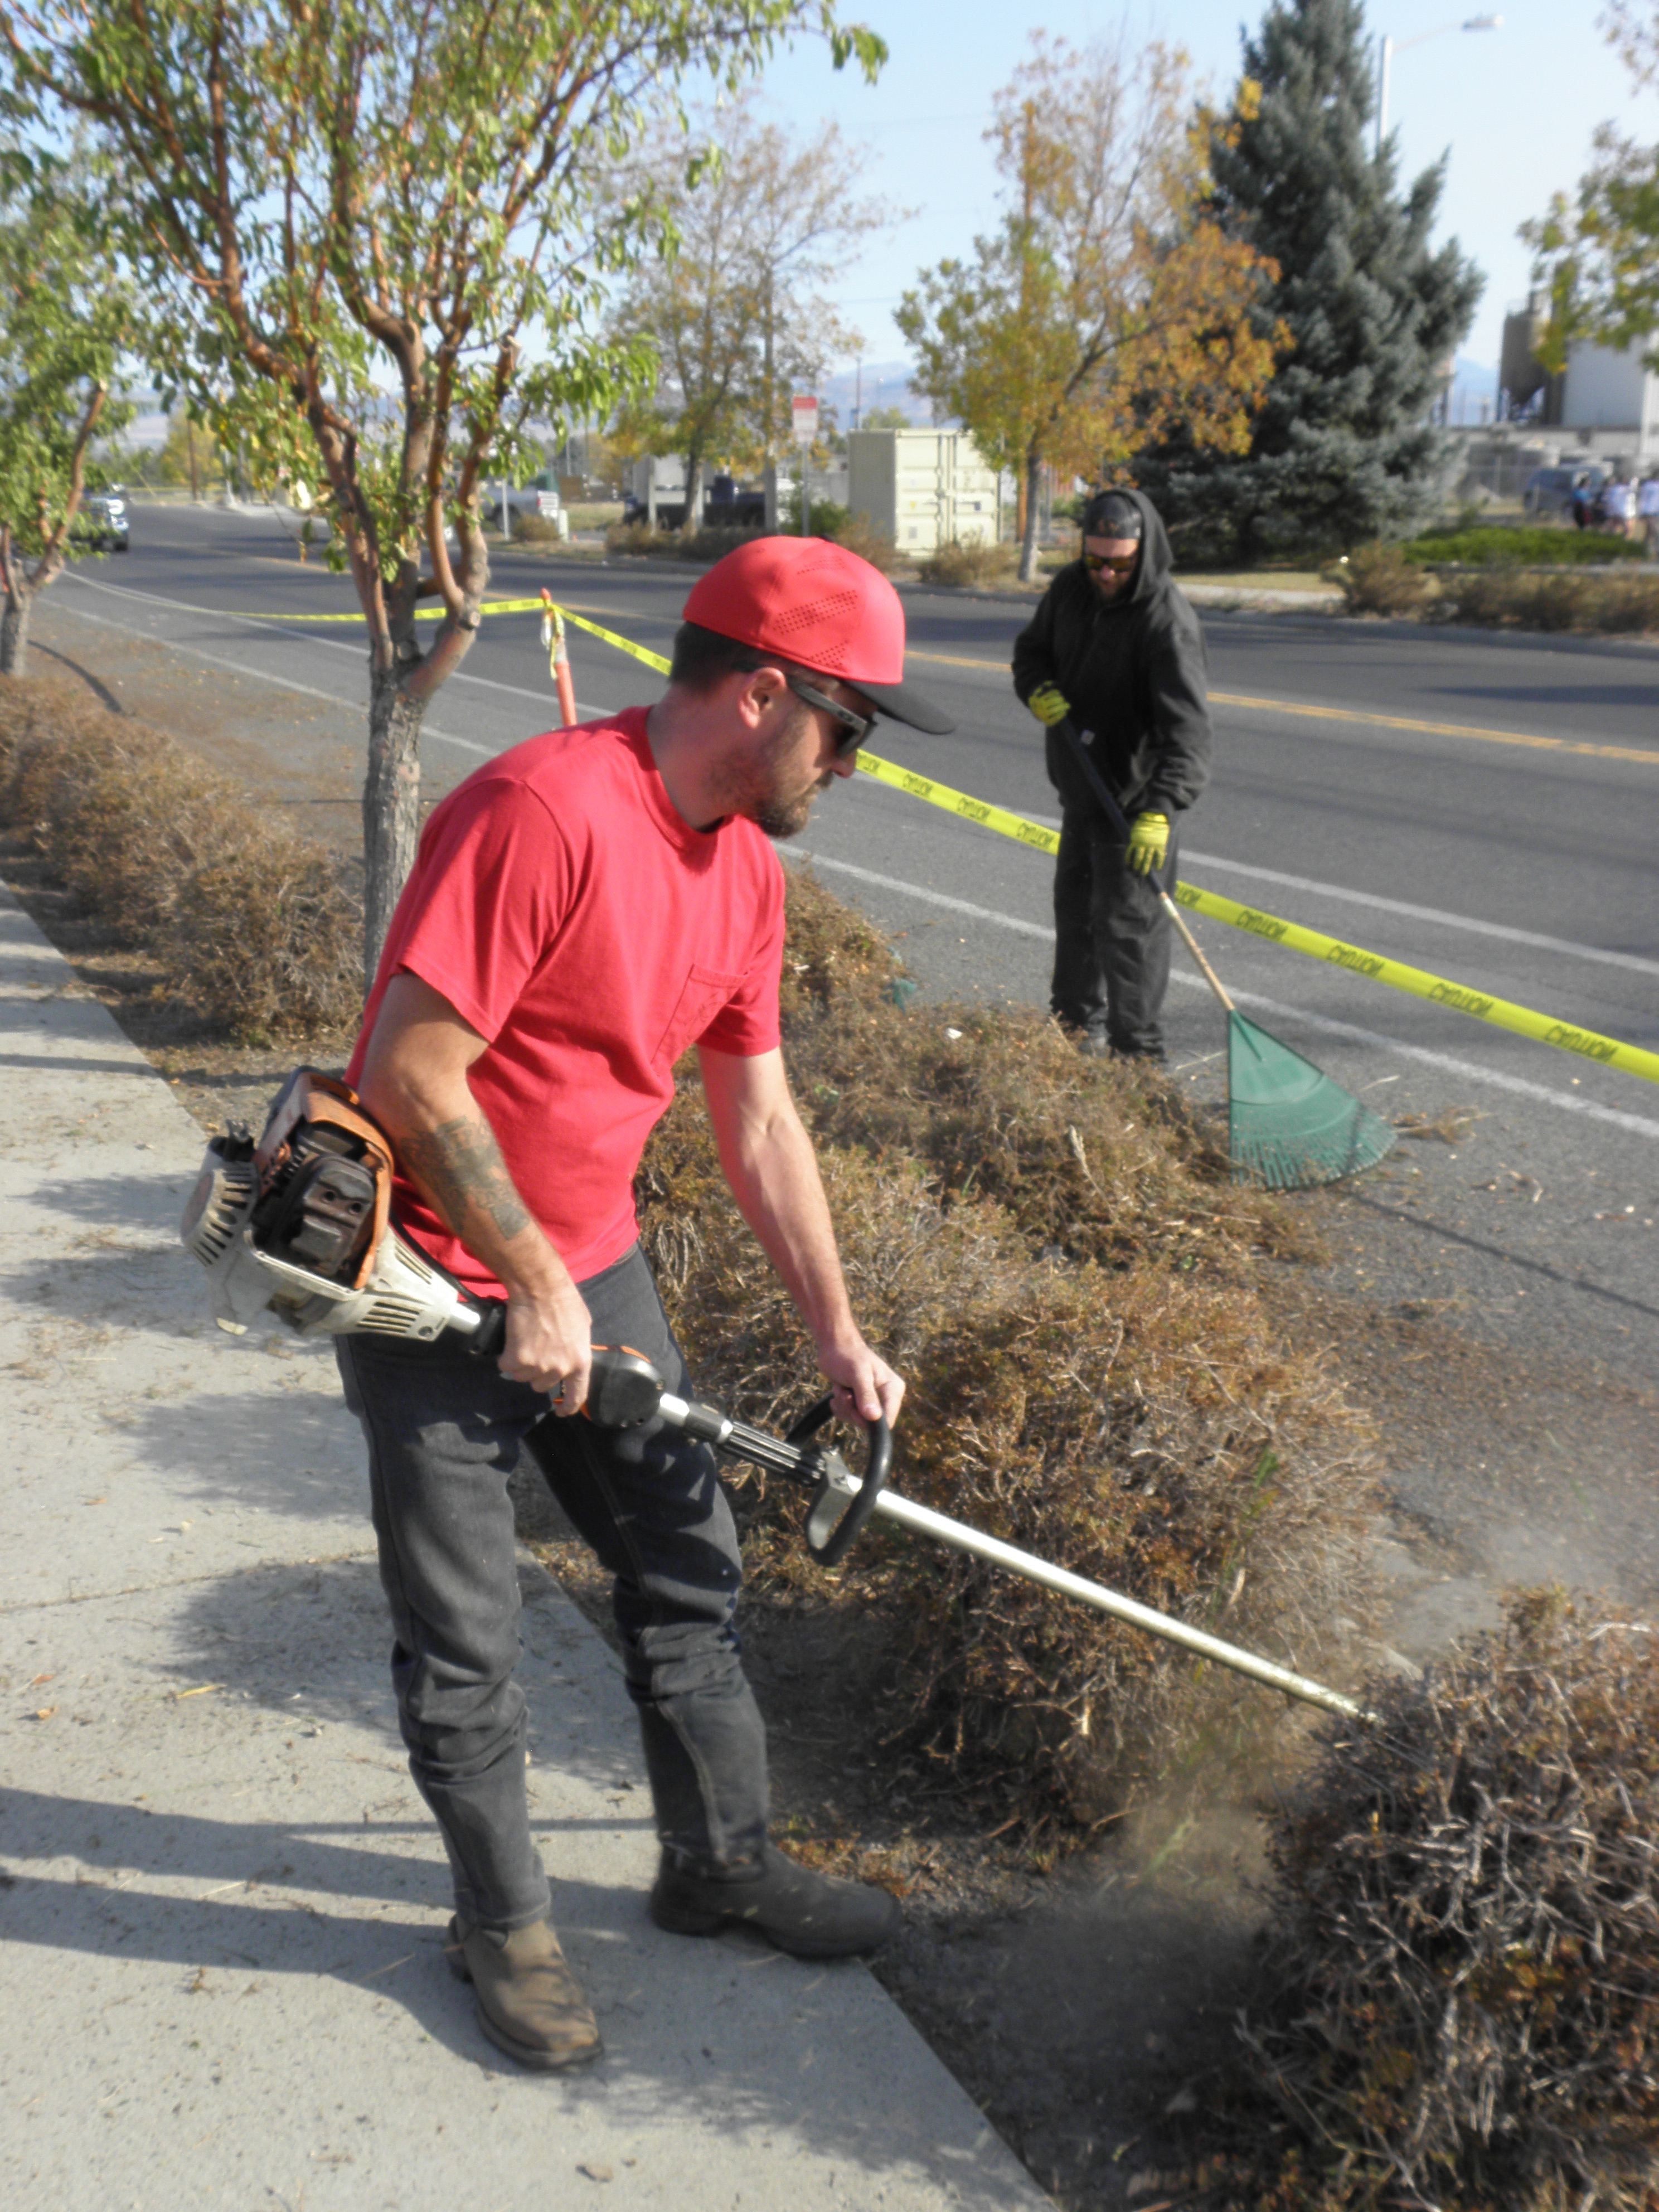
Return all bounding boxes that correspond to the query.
[637,868,1374,1832]
[1236,1592,1659,2209]
[0,674,359,1037]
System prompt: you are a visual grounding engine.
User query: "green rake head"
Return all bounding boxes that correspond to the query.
[1227,1012,1397,1190]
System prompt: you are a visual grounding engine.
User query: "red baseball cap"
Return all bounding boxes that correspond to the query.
[683,537,954,734]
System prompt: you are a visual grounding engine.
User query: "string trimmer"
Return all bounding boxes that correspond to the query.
[1056,719,1395,1191]
[180,1068,1369,1725]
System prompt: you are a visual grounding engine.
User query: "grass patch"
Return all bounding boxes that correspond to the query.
[1231,1591,1659,2209]
[1404,523,1648,567]
[0,673,359,1039]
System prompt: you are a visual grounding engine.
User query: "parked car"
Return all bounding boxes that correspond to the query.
[481,468,564,529]
[1522,464,1604,519]
[71,491,130,552]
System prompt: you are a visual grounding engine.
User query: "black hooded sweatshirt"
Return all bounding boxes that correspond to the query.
[1011,489,1211,824]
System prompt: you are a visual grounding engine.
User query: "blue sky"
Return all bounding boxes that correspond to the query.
[749,0,1649,394]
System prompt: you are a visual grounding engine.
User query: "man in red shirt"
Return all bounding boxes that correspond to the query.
[341,539,952,2072]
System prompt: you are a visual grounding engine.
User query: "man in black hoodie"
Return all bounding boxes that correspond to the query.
[1011,488,1211,1061]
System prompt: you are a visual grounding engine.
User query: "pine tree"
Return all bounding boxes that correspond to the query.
[1136,0,1482,560]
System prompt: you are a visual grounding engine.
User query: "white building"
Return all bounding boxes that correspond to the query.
[1499,308,1659,466]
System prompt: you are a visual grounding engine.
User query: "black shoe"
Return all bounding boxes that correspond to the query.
[649,1842,900,1959]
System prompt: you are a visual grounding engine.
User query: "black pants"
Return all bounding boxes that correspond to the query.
[1049,806,1179,1058]
[337,1242,768,1933]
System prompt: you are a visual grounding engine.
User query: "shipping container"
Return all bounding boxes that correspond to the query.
[847,429,1000,554]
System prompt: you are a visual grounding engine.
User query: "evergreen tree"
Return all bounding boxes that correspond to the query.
[1136,0,1482,560]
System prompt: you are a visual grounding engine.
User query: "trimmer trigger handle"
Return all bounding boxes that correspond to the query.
[786,1398,892,1568]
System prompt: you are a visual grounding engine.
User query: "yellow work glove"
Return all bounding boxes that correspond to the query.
[1126,811,1170,876]
[1026,682,1071,727]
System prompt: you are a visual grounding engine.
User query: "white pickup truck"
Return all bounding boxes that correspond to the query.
[481,469,566,533]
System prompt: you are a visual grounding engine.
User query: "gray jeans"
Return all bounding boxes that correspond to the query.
[337,1242,768,1932]
[1050,806,1179,1057]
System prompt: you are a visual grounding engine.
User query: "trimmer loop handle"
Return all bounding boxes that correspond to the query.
[785,1395,892,1568]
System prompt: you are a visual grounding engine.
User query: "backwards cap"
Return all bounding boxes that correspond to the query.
[1082,489,1144,540]
[683,537,953,735]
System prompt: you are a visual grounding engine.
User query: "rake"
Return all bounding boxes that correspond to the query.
[1057,720,1396,1190]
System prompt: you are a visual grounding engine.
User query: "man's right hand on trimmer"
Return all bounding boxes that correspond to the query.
[1026,682,1071,727]
[499,1273,595,1411]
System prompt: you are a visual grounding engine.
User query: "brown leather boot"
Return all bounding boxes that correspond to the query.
[445,1915,603,2072]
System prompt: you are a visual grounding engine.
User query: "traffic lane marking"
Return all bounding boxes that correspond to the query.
[789,845,1659,1144]
[895,644,1658,764]
[1182,850,1659,981]
[55,569,609,718]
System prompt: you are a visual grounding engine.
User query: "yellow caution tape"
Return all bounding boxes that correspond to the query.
[236,592,1659,1086]
[1167,881,1659,1085]
[855,749,1060,857]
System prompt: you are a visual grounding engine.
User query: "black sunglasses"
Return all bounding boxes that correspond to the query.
[784,673,878,756]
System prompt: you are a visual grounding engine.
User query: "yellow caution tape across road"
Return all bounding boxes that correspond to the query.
[236,593,1659,1085]
[1168,881,1659,1086]
[855,749,1060,856]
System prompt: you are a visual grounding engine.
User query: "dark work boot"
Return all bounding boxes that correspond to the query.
[446,1915,603,2072]
[649,1841,900,1959]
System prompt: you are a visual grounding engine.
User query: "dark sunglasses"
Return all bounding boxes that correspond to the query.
[784,673,877,756]
[1083,550,1138,575]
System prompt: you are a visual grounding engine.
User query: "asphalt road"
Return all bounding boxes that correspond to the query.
[40,499,1659,1627]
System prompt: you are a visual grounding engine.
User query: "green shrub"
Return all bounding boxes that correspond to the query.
[1406,523,1647,566]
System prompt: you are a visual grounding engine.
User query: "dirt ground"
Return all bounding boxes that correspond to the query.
[8,620,1656,2210]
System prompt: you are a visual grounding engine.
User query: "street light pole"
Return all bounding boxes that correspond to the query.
[1375,16,1502,157]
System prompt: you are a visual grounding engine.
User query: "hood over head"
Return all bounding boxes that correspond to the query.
[1081,486,1173,605]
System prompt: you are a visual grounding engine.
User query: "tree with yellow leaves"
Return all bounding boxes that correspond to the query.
[897,34,1284,581]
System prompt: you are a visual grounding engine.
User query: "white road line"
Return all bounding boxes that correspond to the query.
[790,848,1659,1143]
[1183,848,1659,979]
[56,569,608,717]
[41,598,498,757]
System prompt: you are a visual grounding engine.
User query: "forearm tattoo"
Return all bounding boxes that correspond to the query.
[401,1113,532,1245]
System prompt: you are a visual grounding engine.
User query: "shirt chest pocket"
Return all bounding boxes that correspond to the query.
[654,962,747,1065]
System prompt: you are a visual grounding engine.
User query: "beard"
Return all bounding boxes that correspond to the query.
[712,700,831,840]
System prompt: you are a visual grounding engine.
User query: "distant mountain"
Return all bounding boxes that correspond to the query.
[816,360,933,428]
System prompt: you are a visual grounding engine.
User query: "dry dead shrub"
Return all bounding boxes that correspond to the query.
[916,537,1020,588]
[1333,544,1433,617]
[635,866,1371,1830]
[1236,1592,1659,2210]
[831,512,900,574]
[1434,567,1659,635]
[0,674,360,1037]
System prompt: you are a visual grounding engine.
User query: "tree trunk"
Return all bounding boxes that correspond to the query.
[1,585,35,677]
[684,452,705,535]
[362,666,428,988]
[1018,453,1044,583]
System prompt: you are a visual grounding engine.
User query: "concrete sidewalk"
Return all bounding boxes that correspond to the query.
[0,884,1050,2212]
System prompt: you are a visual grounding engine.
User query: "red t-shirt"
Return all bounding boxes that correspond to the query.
[347,707,785,1294]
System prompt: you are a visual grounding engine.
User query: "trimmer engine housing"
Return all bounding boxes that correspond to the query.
[181,1069,482,1345]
